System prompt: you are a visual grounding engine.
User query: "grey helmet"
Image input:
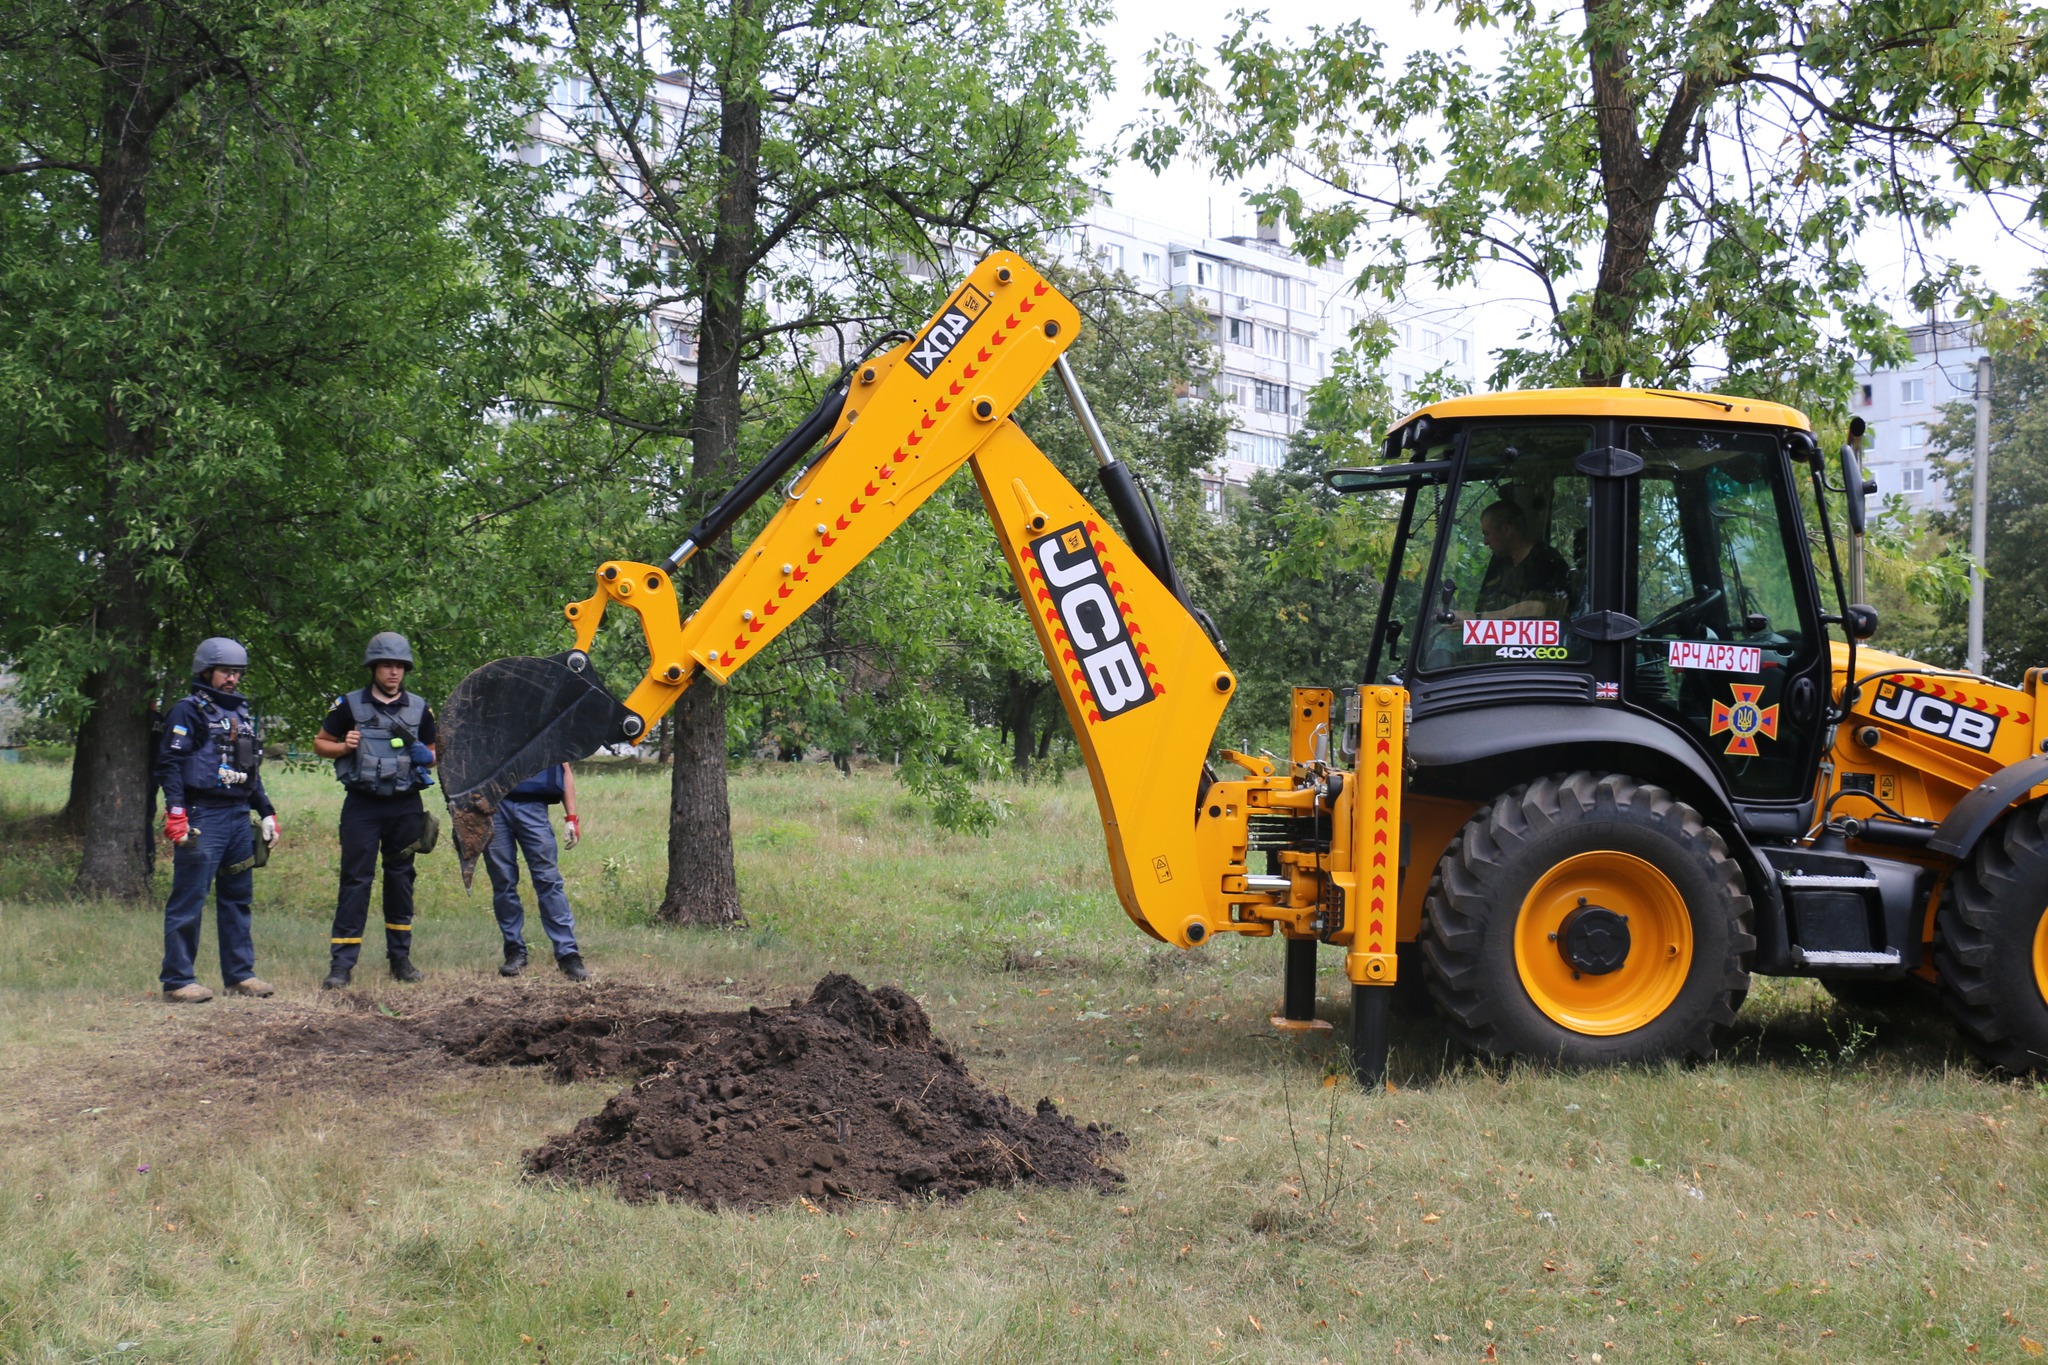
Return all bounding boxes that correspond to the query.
[190,636,250,679]
[363,631,415,671]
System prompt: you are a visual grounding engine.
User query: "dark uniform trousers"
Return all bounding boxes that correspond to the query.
[329,792,423,969]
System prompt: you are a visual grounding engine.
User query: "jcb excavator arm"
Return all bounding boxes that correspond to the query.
[439,252,1404,1081]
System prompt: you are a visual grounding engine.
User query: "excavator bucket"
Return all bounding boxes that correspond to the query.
[439,652,630,885]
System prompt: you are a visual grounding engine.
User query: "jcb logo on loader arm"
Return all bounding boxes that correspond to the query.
[906,285,989,376]
[1033,522,1156,719]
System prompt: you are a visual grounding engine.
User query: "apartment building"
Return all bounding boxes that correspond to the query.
[1068,207,1478,506]
[1851,320,1986,513]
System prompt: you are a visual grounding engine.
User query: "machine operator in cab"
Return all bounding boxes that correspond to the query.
[314,632,438,989]
[1472,500,1571,622]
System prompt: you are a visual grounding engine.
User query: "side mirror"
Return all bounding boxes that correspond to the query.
[1841,417,1873,535]
[1843,604,1879,641]
[1787,430,1820,468]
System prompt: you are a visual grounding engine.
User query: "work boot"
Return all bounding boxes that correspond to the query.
[389,953,424,983]
[322,962,351,990]
[499,941,529,978]
[163,983,214,1003]
[227,977,275,998]
[557,952,590,982]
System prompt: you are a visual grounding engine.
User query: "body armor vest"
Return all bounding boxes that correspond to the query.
[333,689,429,797]
[181,691,262,800]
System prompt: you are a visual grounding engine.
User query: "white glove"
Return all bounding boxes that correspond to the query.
[261,814,280,847]
[221,768,248,786]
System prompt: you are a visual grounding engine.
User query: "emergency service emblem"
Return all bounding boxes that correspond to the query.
[1028,521,1157,722]
[906,284,990,377]
[1710,683,1779,756]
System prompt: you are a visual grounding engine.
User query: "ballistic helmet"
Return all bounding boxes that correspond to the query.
[363,631,415,670]
[190,637,250,679]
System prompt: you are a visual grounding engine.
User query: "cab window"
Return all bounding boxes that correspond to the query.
[1417,425,1595,671]
[1628,424,1816,799]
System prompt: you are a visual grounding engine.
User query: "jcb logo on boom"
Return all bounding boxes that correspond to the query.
[906,285,989,376]
[1871,680,1999,751]
[1033,523,1156,719]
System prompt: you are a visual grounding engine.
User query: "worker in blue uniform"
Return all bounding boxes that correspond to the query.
[155,637,280,1002]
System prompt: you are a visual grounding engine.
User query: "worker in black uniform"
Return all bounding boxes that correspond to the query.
[155,637,281,1002]
[314,632,437,989]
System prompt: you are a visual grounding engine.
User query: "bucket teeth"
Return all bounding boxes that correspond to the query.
[440,652,629,885]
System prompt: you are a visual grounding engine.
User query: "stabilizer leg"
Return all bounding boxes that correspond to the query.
[1283,937,1318,1022]
[1350,983,1392,1090]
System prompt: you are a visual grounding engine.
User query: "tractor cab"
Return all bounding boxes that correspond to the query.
[1338,391,1831,823]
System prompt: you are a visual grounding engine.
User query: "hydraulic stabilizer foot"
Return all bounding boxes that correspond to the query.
[1350,983,1392,1090]
[1272,937,1333,1032]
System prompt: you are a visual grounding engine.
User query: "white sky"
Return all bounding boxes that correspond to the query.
[1081,3,2048,379]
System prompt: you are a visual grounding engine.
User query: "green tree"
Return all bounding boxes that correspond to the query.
[1136,0,2048,399]
[0,0,546,896]
[1932,295,2048,678]
[533,0,1108,923]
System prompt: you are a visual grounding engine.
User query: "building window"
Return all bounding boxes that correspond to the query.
[1195,258,1217,287]
[655,318,695,362]
[1860,383,1874,405]
[1456,338,1471,366]
[1253,380,1297,415]
[1259,325,1284,358]
[1203,481,1223,515]
[1902,467,1926,493]
[1227,318,1251,348]
[1900,423,1926,449]
[1100,243,1125,270]
[1901,378,1926,405]
[1142,251,1163,281]
[552,75,593,114]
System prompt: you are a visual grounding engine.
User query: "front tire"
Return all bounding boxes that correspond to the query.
[1418,772,1754,1066]
[1934,800,2048,1074]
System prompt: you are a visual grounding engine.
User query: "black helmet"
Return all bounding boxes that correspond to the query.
[363,631,415,670]
[191,637,250,678]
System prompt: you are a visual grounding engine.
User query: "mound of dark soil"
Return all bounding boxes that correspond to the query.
[527,974,1125,1208]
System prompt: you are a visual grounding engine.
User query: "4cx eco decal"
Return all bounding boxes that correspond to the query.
[1710,683,1779,757]
[1030,522,1156,720]
[905,284,990,377]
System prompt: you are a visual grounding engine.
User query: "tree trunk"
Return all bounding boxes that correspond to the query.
[1005,672,1046,777]
[657,64,761,927]
[73,7,161,900]
[1579,0,1707,388]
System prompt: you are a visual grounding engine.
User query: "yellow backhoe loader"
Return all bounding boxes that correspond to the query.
[440,253,2048,1084]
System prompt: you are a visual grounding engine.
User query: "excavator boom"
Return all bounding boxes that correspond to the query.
[439,254,1392,981]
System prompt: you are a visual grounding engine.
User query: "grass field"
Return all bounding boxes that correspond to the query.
[3,756,2047,1363]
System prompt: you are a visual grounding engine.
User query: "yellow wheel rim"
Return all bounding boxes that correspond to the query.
[2034,904,2048,1005]
[1514,850,1694,1036]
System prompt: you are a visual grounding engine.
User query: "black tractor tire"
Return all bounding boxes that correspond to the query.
[1933,800,2048,1074]
[1418,772,1755,1066]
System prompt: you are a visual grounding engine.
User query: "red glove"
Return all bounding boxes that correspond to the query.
[163,807,189,844]
[563,814,580,850]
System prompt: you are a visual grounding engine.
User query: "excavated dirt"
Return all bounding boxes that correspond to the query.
[526,974,1125,1207]
[195,974,1122,1210]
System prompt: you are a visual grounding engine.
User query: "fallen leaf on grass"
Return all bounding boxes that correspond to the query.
[1421,1213,1442,1224]
[2021,1336,2044,1356]
[1247,1315,1263,1334]
[1734,1315,1761,1326]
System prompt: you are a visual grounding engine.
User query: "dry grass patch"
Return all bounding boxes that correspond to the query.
[3,762,2047,1361]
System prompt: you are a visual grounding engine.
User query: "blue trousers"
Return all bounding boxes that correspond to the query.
[484,801,579,959]
[160,806,256,989]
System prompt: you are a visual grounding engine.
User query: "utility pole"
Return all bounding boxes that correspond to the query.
[1968,354,1992,675]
